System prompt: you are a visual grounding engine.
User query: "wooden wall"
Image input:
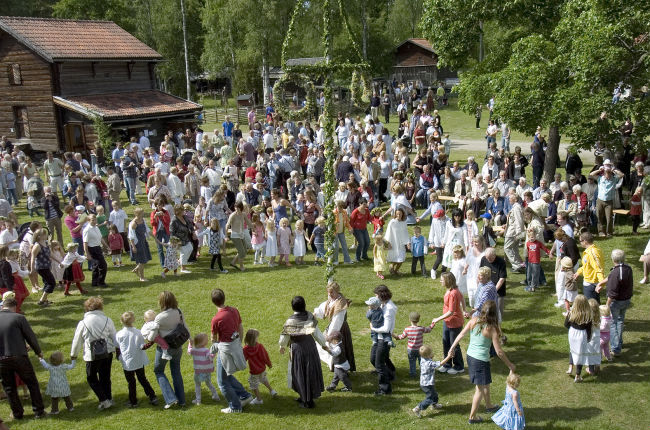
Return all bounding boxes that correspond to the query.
[0,32,59,151]
[395,44,437,67]
[58,61,154,97]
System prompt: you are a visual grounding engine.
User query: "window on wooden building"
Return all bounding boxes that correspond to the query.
[7,64,22,85]
[12,107,30,139]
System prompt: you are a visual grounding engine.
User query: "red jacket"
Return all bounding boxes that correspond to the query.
[630,194,642,216]
[150,209,171,235]
[243,343,272,375]
[350,207,372,230]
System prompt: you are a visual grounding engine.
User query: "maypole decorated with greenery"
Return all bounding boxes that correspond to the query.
[274,0,370,281]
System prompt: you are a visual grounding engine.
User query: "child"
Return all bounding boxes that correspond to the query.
[60,243,87,295]
[265,218,278,267]
[559,256,577,315]
[408,226,428,277]
[370,207,385,237]
[108,225,124,267]
[276,217,293,266]
[325,331,352,392]
[450,245,467,297]
[524,227,550,292]
[586,298,602,375]
[599,305,612,361]
[491,373,525,430]
[201,219,227,273]
[141,310,172,360]
[49,241,65,288]
[464,209,479,249]
[565,295,593,382]
[243,329,276,404]
[293,219,307,265]
[480,212,497,248]
[410,344,451,418]
[393,312,432,378]
[365,296,383,346]
[200,176,213,202]
[161,236,181,277]
[187,333,220,405]
[373,234,391,280]
[250,214,266,265]
[630,186,642,234]
[96,205,110,253]
[428,209,448,279]
[39,351,75,414]
[309,216,326,265]
[27,190,42,217]
[6,249,29,312]
[115,311,158,407]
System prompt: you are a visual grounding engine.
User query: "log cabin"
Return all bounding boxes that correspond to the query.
[0,16,202,154]
[392,38,457,88]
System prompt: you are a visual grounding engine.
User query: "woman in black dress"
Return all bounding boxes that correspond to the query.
[279,296,328,408]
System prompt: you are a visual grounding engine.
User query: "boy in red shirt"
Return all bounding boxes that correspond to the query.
[525,228,550,292]
[242,329,276,404]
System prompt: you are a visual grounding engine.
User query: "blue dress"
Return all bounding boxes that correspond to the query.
[130,221,152,264]
[492,386,525,430]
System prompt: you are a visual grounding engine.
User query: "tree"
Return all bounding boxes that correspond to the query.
[422,0,650,181]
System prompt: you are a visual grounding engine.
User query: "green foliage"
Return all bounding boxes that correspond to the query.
[90,115,115,156]
[0,0,56,17]
[52,0,137,33]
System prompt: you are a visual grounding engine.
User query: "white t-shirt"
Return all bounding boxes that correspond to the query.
[82,224,102,247]
[263,133,275,150]
[109,209,128,233]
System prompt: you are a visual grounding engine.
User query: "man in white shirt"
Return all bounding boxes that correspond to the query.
[486,120,498,148]
[515,177,533,200]
[138,131,150,150]
[83,214,107,287]
[370,285,397,395]
[263,127,275,154]
[108,201,130,253]
[203,159,222,188]
[43,152,65,195]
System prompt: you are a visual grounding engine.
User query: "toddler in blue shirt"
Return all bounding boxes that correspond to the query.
[408,226,428,277]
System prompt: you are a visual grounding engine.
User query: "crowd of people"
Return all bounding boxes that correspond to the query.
[0,92,643,428]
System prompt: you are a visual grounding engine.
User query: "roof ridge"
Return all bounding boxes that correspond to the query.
[0,16,114,23]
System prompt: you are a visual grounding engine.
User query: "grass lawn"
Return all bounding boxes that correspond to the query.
[2,178,649,430]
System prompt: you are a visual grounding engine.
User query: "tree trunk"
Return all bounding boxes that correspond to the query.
[180,0,191,101]
[543,125,560,183]
[361,2,367,60]
[262,54,270,105]
[478,20,484,62]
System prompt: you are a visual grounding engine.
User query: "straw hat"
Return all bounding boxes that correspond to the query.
[561,256,574,270]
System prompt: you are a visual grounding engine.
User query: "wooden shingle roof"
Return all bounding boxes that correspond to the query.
[0,16,162,62]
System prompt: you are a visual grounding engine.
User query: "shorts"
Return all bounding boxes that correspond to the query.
[194,373,213,384]
[248,371,268,390]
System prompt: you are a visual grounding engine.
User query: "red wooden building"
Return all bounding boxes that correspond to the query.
[392,38,456,87]
[0,16,202,154]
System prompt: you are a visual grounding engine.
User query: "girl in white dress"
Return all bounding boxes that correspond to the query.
[385,208,410,275]
[450,245,468,297]
[39,351,76,414]
[464,209,480,253]
[465,236,486,307]
[293,220,307,264]
[265,219,278,267]
[442,208,469,271]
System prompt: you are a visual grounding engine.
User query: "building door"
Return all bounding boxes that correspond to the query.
[64,123,86,153]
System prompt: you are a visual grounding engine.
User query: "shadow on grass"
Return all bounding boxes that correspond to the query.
[523,406,602,429]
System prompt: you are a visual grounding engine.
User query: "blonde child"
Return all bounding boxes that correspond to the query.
[586,298,601,375]
[393,312,432,378]
[309,216,326,265]
[559,256,577,315]
[195,196,208,246]
[599,305,612,361]
[95,205,110,253]
[27,190,41,217]
[161,236,181,277]
[373,234,391,280]
[410,344,451,418]
[293,219,307,265]
[242,329,276,404]
[524,227,550,292]
[250,214,266,265]
[276,217,293,266]
[187,333,220,405]
[464,209,479,250]
[325,331,352,392]
[199,218,227,273]
[565,295,593,382]
[108,225,124,267]
[265,219,278,267]
[491,373,525,430]
[450,245,467,297]
[408,226,428,277]
[6,249,30,312]
[115,312,158,407]
[60,243,87,295]
[200,176,213,202]
[141,310,172,360]
[49,241,65,288]
[265,206,275,227]
[39,351,75,414]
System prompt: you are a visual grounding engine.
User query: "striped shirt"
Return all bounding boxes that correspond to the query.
[473,281,498,317]
[396,325,432,350]
[188,346,215,374]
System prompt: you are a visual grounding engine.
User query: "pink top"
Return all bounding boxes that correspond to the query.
[276,226,292,254]
[251,224,265,245]
[65,215,82,239]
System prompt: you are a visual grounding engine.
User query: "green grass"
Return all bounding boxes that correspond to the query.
[3,179,649,430]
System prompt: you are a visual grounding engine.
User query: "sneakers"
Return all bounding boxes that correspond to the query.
[270,390,278,397]
[411,406,421,418]
[437,366,448,373]
[180,269,191,274]
[554,302,563,308]
[192,399,201,405]
[221,269,228,274]
[447,368,464,375]
[220,407,241,413]
[161,271,166,278]
[250,398,263,405]
[98,399,112,410]
[340,387,352,392]
[149,397,159,406]
[433,403,443,409]
[240,396,253,407]
[326,386,336,393]
[164,400,178,409]
[161,350,173,360]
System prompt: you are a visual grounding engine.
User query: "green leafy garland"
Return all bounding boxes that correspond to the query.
[272,72,317,121]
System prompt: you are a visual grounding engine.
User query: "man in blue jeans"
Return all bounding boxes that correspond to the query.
[211,289,252,413]
[596,249,633,355]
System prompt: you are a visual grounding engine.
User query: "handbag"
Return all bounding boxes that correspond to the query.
[163,309,190,349]
[83,317,110,361]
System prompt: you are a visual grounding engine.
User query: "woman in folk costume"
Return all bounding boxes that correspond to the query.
[279,296,328,409]
[313,282,356,372]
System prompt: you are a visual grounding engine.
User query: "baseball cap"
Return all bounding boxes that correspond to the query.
[480,213,492,220]
[365,297,380,306]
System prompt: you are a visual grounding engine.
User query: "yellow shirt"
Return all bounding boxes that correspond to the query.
[575,244,605,284]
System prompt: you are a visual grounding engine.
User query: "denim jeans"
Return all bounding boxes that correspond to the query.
[315,242,325,259]
[609,299,630,354]
[216,354,250,411]
[407,348,420,377]
[526,262,541,289]
[333,232,351,263]
[155,229,169,267]
[353,228,370,261]
[583,283,600,303]
[418,384,439,410]
[153,346,185,406]
[125,176,137,203]
[442,322,464,370]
